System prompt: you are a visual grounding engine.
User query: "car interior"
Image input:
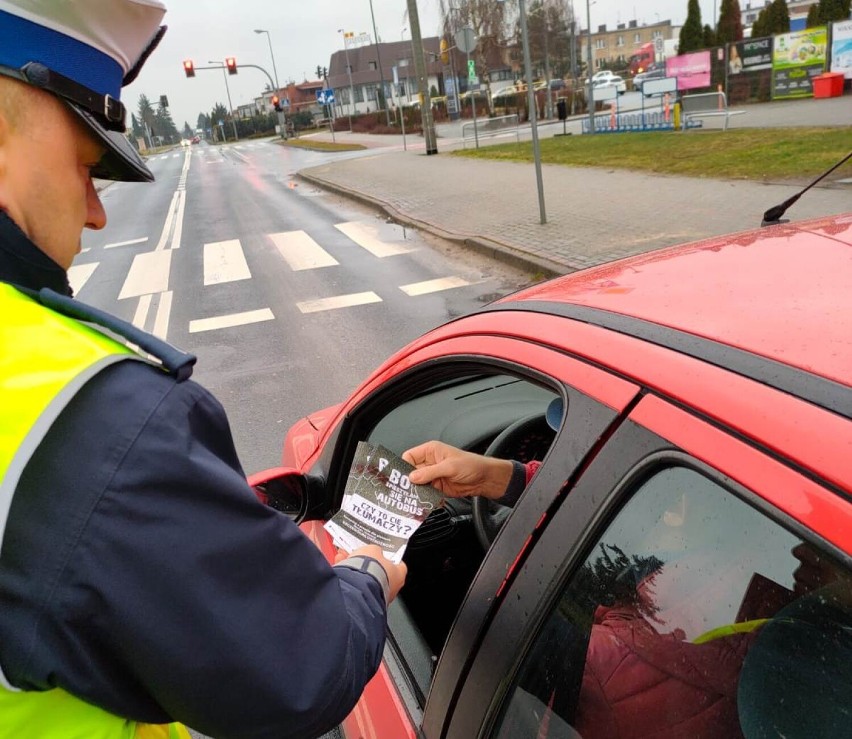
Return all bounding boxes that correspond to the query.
[353,370,561,700]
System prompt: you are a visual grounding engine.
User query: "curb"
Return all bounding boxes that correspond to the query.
[296,171,568,279]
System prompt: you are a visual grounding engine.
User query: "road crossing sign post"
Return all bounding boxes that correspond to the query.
[315,88,336,142]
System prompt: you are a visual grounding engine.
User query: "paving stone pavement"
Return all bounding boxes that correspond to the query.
[299,147,852,276]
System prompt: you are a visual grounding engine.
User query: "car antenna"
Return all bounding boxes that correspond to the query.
[762,150,852,227]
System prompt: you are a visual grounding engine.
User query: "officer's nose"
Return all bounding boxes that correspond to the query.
[86,178,107,230]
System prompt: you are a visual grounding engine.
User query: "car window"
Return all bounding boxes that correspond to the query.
[491,466,852,738]
[357,370,560,704]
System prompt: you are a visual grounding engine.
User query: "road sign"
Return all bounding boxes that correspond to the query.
[654,37,664,54]
[316,89,335,105]
[283,97,290,108]
[467,59,477,84]
[455,27,477,54]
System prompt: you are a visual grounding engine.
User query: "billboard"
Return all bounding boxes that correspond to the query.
[667,50,711,90]
[772,28,828,98]
[831,20,852,79]
[728,37,773,75]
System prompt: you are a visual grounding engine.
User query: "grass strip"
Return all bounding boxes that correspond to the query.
[454,127,852,182]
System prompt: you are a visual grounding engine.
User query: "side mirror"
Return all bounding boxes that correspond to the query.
[248,468,308,519]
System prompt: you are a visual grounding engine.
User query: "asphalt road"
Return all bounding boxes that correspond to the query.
[79,140,533,475]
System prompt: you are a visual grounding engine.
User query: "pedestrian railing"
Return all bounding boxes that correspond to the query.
[462,114,521,148]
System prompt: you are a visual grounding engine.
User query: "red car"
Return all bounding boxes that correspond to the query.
[251,214,852,738]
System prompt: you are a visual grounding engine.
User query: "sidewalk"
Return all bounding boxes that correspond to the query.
[298,140,852,275]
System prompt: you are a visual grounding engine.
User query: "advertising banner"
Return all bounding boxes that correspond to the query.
[667,50,711,90]
[831,20,852,79]
[728,37,773,75]
[772,28,828,98]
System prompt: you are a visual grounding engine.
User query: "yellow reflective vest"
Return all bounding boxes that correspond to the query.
[0,283,189,739]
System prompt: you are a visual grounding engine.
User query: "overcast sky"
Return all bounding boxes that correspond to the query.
[125,0,720,131]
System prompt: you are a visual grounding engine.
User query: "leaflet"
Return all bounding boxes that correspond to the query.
[325,441,444,564]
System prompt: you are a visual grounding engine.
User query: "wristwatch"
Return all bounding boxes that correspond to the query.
[334,554,391,604]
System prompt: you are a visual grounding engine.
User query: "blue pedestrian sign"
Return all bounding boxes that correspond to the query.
[316,89,335,105]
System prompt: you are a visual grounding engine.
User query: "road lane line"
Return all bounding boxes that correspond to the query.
[203,240,251,285]
[334,221,414,258]
[154,192,179,251]
[297,291,382,314]
[132,294,152,330]
[189,308,274,334]
[67,263,98,295]
[230,149,250,163]
[399,276,476,296]
[269,231,339,271]
[119,250,173,299]
[153,291,172,339]
[104,237,149,250]
[171,190,186,250]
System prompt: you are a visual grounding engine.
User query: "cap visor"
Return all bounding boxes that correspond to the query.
[66,103,154,183]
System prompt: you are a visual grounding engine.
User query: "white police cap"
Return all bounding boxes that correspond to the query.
[0,0,167,182]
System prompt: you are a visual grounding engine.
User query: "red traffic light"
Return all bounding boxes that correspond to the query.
[271,94,282,112]
[183,59,195,78]
[225,57,237,75]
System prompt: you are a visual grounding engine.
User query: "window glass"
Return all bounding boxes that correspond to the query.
[493,466,852,738]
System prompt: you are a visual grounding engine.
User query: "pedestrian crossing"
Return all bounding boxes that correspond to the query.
[75,220,483,339]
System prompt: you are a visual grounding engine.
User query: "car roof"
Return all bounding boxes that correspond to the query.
[499,214,852,386]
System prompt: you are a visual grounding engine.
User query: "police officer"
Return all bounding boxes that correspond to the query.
[0,2,406,737]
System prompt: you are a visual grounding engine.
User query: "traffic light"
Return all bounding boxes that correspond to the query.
[271,95,282,112]
[226,57,237,75]
[440,38,449,65]
[183,59,195,78]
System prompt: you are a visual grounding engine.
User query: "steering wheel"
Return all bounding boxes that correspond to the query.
[472,413,553,550]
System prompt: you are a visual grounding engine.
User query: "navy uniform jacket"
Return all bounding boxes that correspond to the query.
[0,212,388,739]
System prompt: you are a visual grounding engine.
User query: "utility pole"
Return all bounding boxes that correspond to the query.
[339,29,355,131]
[585,0,595,134]
[407,0,438,154]
[208,60,239,141]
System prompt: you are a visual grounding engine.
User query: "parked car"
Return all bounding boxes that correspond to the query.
[587,70,621,85]
[251,213,852,738]
[633,63,668,94]
[190,135,201,144]
[592,74,626,95]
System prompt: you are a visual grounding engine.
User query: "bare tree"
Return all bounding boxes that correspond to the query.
[440,0,517,113]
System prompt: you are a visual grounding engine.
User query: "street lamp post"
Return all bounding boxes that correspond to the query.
[519,0,547,224]
[338,29,355,131]
[254,29,286,138]
[368,0,391,125]
[208,59,239,141]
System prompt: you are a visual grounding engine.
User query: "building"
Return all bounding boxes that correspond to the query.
[741,0,820,32]
[579,19,676,72]
[326,34,515,117]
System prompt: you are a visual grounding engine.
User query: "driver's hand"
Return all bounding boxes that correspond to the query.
[403,440,513,500]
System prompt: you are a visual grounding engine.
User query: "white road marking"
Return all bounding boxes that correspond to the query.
[132,294,152,330]
[104,237,149,249]
[153,290,173,339]
[80,248,91,254]
[67,263,98,294]
[171,191,186,250]
[119,250,173,299]
[230,149,250,163]
[189,308,275,334]
[154,192,180,251]
[399,276,476,296]
[334,221,414,258]
[203,240,251,285]
[269,231,339,271]
[297,291,382,314]
[172,153,180,158]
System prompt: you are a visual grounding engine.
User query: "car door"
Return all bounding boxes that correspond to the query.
[304,335,642,738]
[437,393,852,738]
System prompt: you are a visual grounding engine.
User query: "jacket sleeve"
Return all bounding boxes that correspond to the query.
[5,362,387,739]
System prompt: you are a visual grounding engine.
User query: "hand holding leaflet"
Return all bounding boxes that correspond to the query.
[325,442,445,564]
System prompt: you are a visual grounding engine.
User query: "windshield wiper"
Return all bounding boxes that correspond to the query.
[762,150,852,226]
